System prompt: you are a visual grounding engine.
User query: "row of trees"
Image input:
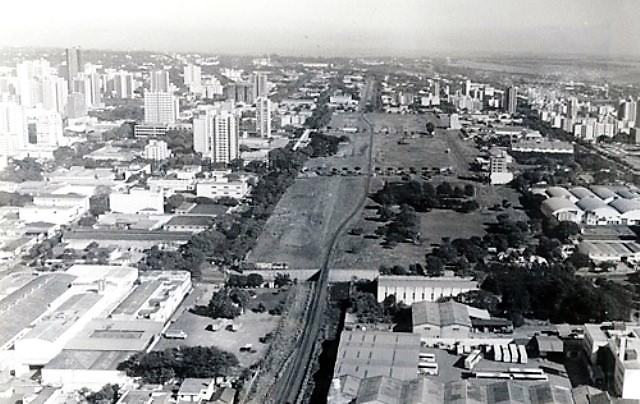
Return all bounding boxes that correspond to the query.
[372,180,477,212]
[118,346,239,384]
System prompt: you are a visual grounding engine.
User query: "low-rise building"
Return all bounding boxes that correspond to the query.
[177,379,215,403]
[377,275,478,305]
[411,300,473,340]
[110,189,165,214]
[196,172,251,200]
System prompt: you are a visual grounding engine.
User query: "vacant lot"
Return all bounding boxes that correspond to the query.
[154,284,281,368]
[247,176,365,270]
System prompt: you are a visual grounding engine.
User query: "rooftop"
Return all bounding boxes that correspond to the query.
[165,215,215,227]
[65,319,163,351]
[45,349,133,371]
[333,330,421,381]
[411,300,472,328]
[0,273,76,348]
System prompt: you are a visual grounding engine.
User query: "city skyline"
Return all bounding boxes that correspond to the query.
[2,0,640,58]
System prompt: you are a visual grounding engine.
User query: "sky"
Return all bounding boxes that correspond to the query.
[1,0,639,57]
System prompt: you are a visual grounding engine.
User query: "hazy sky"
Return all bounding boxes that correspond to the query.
[2,0,639,57]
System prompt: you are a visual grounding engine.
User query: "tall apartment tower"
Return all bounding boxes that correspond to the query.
[184,65,202,93]
[193,110,239,164]
[144,91,179,124]
[255,96,271,138]
[253,72,269,98]
[150,70,170,92]
[505,86,517,115]
[65,47,82,91]
[567,96,579,119]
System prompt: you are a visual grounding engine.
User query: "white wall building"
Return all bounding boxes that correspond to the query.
[109,189,165,214]
[144,91,179,124]
[143,139,172,161]
[377,276,478,305]
[255,96,271,138]
[196,172,250,200]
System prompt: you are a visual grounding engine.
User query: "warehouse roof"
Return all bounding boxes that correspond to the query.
[21,293,102,343]
[610,198,640,214]
[45,349,133,371]
[412,300,472,329]
[541,197,580,213]
[576,197,619,217]
[590,186,617,200]
[65,319,163,351]
[546,187,573,199]
[378,275,478,289]
[165,215,215,227]
[0,273,76,348]
[569,186,596,200]
[333,330,420,381]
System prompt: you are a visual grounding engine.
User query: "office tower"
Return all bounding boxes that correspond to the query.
[150,70,170,92]
[66,93,87,118]
[204,78,223,99]
[184,65,202,93]
[113,71,135,99]
[144,91,179,124]
[72,73,102,109]
[433,81,440,97]
[636,98,640,128]
[224,82,254,104]
[193,110,239,164]
[253,72,269,98]
[0,101,27,157]
[144,139,171,161]
[65,47,82,91]
[505,86,517,115]
[256,97,271,138]
[567,96,579,119]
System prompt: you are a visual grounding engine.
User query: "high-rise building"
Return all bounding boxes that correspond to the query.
[193,109,239,164]
[253,72,269,98]
[66,93,87,119]
[112,71,135,99]
[41,76,68,114]
[144,139,172,161]
[65,47,82,91]
[567,96,579,119]
[24,108,64,148]
[72,73,102,109]
[144,91,179,124]
[464,80,472,97]
[0,101,27,157]
[636,98,640,129]
[256,97,271,138]
[184,65,202,94]
[505,86,517,115]
[224,82,253,104]
[618,98,637,123]
[150,70,170,92]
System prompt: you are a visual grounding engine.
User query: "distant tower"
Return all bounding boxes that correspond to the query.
[150,70,170,92]
[253,72,269,99]
[184,65,202,94]
[144,91,179,124]
[464,79,472,97]
[65,47,82,92]
[505,86,517,115]
[256,96,271,138]
[567,96,579,119]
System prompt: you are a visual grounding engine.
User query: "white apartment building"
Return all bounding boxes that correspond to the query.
[193,109,239,163]
[144,91,179,124]
[256,96,272,138]
[143,139,172,161]
[196,172,250,200]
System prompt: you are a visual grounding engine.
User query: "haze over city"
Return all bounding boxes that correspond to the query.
[2,0,640,57]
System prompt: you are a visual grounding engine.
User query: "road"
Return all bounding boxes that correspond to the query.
[267,79,376,404]
[445,129,471,176]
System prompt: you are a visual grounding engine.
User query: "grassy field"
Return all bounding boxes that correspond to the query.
[247,175,365,270]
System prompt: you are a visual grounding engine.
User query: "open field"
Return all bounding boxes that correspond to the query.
[303,113,372,174]
[247,176,365,270]
[367,112,454,172]
[154,284,281,368]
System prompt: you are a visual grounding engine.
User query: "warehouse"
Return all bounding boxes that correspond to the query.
[545,186,575,201]
[578,241,640,264]
[609,199,640,225]
[540,197,583,223]
[576,197,622,225]
[411,300,473,339]
[590,186,617,203]
[569,186,597,200]
[377,276,478,305]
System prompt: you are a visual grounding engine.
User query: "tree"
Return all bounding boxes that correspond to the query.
[425,256,444,277]
[166,194,185,213]
[118,346,239,384]
[550,221,580,242]
[204,288,242,319]
[425,121,435,135]
[568,251,591,269]
[84,384,121,404]
[274,273,292,288]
